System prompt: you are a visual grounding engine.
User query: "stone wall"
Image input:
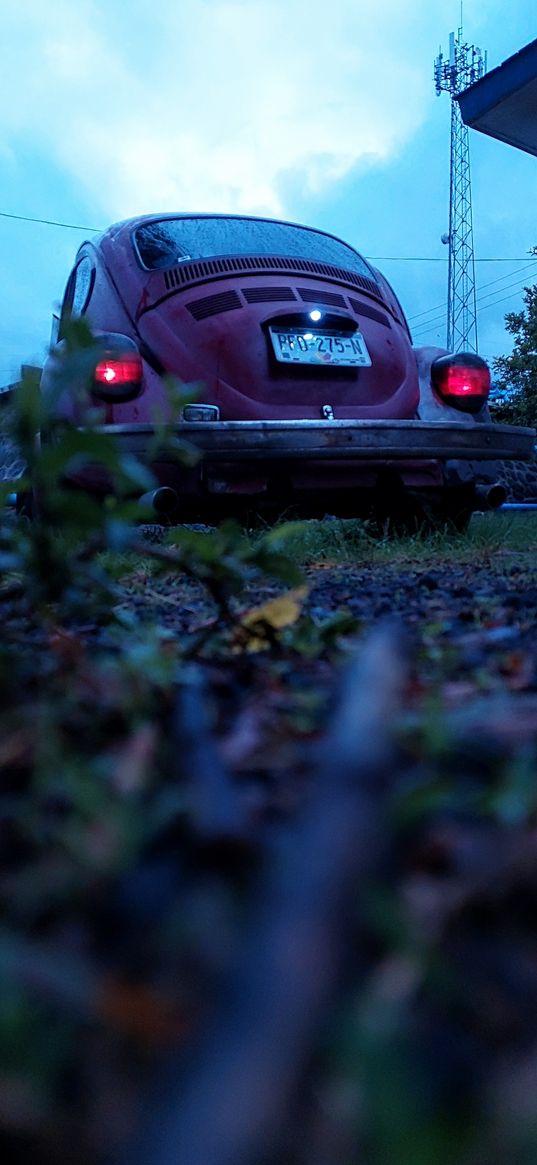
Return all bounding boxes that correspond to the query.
[0,437,25,482]
[495,456,537,502]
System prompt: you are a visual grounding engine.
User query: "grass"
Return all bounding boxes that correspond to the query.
[93,512,537,590]
[249,511,537,568]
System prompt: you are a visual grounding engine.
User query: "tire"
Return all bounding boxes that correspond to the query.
[424,506,473,534]
[422,486,475,533]
[370,484,474,536]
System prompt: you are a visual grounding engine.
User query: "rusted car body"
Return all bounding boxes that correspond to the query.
[40,213,535,526]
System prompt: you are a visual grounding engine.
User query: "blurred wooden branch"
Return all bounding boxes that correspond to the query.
[173,665,255,843]
[122,623,408,1165]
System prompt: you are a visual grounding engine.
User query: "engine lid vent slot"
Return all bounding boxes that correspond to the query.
[161,256,380,298]
[298,288,347,308]
[186,290,242,320]
[242,287,297,303]
[347,299,392,328]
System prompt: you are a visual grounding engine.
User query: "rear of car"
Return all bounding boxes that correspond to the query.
[40,213,535,526]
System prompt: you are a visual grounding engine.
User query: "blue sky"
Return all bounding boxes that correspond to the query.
[1,0,536,384]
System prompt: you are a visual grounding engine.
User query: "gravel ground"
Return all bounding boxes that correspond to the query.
[110,546,537,776]
[117,547,537,641]
[2,406,537,1162]
[3,523,537,1163]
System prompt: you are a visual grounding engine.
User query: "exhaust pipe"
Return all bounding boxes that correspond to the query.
[138,487,178,516]
[474,482,507,510]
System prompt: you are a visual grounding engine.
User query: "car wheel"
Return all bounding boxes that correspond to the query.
[370,482,475,536]
[422,487,475,533]
[424,505,473,533]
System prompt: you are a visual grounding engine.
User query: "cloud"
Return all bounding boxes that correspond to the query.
[1,0,454,221]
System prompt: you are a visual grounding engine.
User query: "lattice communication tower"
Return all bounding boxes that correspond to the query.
[434,27,486,351]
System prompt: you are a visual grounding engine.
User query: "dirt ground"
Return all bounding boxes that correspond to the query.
[3,534,537,1165]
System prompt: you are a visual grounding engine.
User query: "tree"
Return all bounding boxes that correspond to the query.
[490,258,537,427]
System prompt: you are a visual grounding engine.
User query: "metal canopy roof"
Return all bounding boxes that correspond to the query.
[457,38,537,156]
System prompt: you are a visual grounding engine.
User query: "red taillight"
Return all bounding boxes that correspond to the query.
[95,357,142,385]
[431,352,490,414]
[93,352,143,401]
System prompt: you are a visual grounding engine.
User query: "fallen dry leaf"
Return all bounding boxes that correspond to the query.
[234,586,309,653]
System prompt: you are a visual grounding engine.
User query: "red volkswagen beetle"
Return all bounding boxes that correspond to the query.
[40,212,534,527]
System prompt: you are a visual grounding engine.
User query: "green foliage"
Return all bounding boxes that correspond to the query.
[2,327,537,1163]
[0,330,301,616]
[252,512,537,564]
[491,258,537,426]
[0,331,323,1150]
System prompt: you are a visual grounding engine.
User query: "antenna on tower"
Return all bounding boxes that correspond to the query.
[434,26,486,352]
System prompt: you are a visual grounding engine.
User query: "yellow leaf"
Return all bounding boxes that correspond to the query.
[236,586,308,652]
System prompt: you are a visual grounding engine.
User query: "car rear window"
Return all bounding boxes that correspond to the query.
[133,216,376,280]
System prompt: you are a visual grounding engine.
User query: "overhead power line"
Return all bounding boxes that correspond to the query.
[0,209,534,264]
[412,274,537,340]
[367,255,533,263]
[0,210,100,232]
[408,259,537,325]
[412,276,535,343]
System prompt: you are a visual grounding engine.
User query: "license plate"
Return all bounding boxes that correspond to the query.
[269,327,372,367]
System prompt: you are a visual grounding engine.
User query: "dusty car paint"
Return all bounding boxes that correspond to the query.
[39,213,535,524]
